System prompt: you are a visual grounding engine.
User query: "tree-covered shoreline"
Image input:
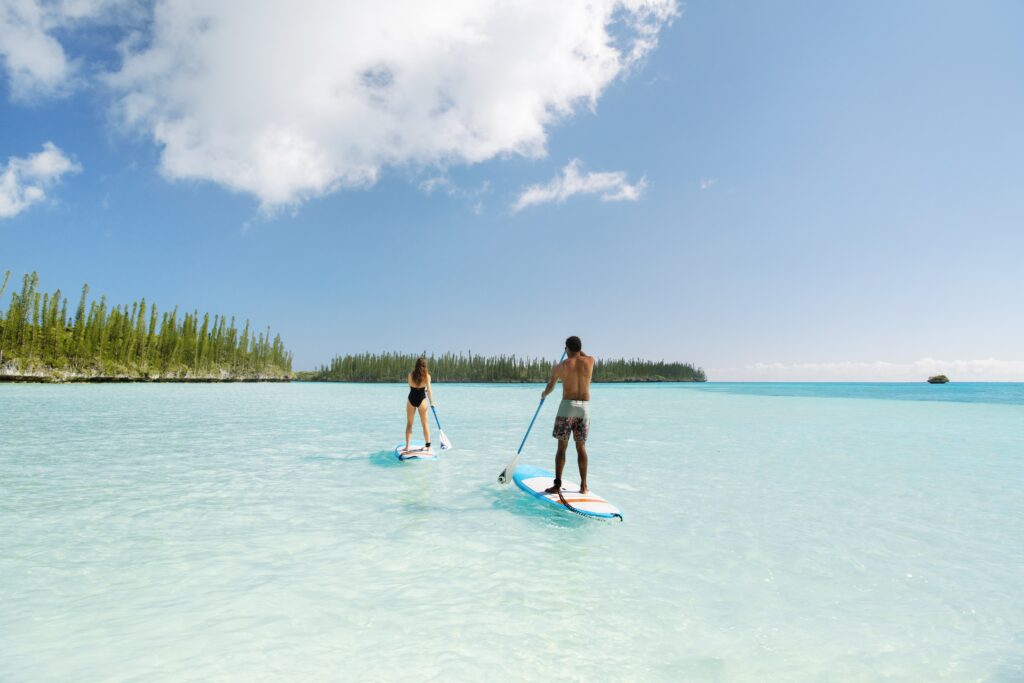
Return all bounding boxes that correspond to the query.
[1,270,705,384]
[300,351,706,383]
[0,271,293,382]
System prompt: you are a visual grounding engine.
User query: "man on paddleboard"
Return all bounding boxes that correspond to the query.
[541,336,595,494]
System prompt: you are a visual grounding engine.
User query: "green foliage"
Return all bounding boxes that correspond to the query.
[0,270,293,378]
[305,351,705,383]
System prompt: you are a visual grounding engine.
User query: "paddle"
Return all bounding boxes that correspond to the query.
[497,351,566,484]
[428,394,452,450]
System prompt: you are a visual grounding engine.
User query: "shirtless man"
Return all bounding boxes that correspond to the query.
[541,336,595,494]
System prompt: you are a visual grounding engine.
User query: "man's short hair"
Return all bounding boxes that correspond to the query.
[566,336,582,353]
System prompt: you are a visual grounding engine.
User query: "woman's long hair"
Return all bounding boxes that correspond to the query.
[411,356,428,384]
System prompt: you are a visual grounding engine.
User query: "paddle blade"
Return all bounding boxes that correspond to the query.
[497,453,520,485]
[438,429,452,450]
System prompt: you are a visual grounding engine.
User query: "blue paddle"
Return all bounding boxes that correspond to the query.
[428,394,452,450]
[497,351,566,484]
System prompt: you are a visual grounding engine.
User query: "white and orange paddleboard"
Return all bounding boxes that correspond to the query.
[512,464,623,521]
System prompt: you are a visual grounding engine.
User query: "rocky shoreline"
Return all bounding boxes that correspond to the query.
[2,376,291,383]
[0,362,291,384]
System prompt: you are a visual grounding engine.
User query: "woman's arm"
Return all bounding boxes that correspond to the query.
[426,374,434,404]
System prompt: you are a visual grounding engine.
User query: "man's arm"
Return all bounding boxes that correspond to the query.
[541,363,560,400]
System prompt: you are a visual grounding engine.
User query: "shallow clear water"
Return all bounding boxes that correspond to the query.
[1,383,1022,681]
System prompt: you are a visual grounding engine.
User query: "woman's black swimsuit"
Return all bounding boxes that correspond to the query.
[408,386,426,408]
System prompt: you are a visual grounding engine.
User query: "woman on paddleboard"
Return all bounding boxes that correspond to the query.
[404,357,435,454]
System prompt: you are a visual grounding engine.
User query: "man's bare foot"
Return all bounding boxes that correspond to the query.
[579,486,588,494]
[544,484,561,494]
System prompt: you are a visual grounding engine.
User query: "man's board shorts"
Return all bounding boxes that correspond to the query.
[553,399,590,443]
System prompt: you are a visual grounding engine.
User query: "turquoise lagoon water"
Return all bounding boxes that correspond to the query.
[1,382,1022,681]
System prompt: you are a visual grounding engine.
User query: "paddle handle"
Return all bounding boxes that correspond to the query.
[429,402,443,431]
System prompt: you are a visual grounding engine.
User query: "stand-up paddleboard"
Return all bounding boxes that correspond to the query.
[512,464,623,521]
[394,440,438,461]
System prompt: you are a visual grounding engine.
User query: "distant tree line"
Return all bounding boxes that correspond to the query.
[302,351,706,383]
[0,271,293,379]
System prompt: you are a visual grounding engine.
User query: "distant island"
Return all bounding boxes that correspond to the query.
[3,270,703,384]
[927,375,950,384]
[298,352,706,383]
[0,271,293,383]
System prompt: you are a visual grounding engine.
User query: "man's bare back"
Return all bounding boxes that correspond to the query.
[554,352,594,401]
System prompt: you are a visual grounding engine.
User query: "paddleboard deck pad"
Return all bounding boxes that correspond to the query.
[512,464,623,521]
[395,441,438,461]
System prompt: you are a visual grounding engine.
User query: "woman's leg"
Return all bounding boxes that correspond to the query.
[418,402,431,445]
[405,401,415,450]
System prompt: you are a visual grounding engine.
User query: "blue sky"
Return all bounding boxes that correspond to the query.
[2,1,1022,380]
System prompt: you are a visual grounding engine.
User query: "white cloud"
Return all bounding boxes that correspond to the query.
[699,177,716,190]
[99,1,676,210]
[420,175,491,213]
[710,358,1024,382]
[0,0,141,100]
[512,158,646,212]
[0,0,70,99]
[0,141,81,217]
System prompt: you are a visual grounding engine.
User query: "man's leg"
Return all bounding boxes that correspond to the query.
[575,440,588,494]
[544,439,568,493]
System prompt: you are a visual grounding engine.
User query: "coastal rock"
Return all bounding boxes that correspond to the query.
[0,358,291,383]
[927,375,950,384]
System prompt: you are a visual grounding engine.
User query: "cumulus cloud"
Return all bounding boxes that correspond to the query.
[512,158,646,212]
[99,1,676,210]
[711,358,1024,382]
[0,141,81,218]
[0,0,141,100]
[699,177,716,190]
[0,0,70,99]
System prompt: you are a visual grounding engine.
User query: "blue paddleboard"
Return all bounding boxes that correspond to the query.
[512,464,623,521]
[394,440,438,461]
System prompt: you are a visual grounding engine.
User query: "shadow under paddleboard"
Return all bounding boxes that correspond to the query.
[368,449,405,468]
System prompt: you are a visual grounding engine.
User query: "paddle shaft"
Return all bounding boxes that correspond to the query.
[516,398,546,455]
[426,391,452,450]
[498,351,567,484]
[516,351,568,455]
